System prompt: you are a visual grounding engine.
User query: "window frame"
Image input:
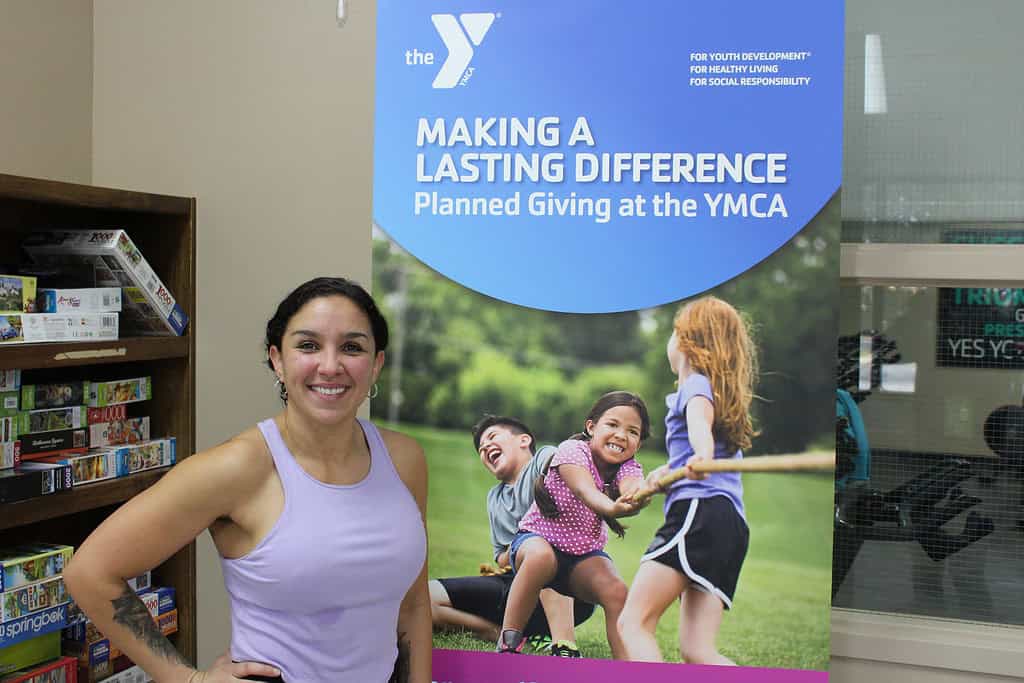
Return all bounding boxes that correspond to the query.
[834,241,1024,675]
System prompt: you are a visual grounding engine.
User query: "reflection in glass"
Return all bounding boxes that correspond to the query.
[833,284,1024,625]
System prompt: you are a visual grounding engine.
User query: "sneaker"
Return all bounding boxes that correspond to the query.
[526,634,552,653]
[549,641,582,658]
[496,629,526,654]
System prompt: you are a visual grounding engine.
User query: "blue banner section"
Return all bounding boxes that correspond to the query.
[374,0,843,312]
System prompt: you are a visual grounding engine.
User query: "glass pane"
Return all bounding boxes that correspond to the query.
[833,283,1024,625]
[842,1,1024,244]
[839,0,1024,627]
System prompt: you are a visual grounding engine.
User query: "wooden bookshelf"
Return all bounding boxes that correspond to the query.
[0,173,196,663]
[0,336,189,370]
[0,470,171,530]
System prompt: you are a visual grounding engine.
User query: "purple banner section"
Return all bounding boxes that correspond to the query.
[432,649,829,683]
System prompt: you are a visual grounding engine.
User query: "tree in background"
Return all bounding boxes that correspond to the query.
[372,195,839,454]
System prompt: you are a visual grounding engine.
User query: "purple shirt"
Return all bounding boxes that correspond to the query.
[221,418,426,682]
[665,373,746,519]
[520,439,643,555]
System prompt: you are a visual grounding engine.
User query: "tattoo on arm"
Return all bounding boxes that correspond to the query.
[388,631,411,683]
[111,584,186,665]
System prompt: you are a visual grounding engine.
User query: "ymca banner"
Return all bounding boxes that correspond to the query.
[373,1,842,681]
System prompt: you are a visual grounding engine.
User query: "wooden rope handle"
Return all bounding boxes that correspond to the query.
[629,451,835,505]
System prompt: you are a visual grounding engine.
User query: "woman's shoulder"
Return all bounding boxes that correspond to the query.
[376,424,424,462]
[202,424,271,461]
[181,424,275,492]
[376,425,427,505]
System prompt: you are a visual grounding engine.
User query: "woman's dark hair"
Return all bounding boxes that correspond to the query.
[265,277,389,376]
[534,391,650,539]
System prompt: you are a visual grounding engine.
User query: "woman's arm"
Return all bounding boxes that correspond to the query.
[383,430,432,683]
[63,435,279,683]
[684,395,715,480]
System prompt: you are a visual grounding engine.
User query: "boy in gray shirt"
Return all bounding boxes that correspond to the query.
[428,416,593,657]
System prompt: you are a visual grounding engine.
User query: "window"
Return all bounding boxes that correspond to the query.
[834,1,1024,631]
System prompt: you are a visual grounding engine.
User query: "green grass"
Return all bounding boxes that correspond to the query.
[386,421,832,670]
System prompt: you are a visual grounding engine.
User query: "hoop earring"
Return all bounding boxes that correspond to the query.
[367,383,379,399]
[275,377,288,402]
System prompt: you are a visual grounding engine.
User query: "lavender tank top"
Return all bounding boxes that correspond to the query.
[220,418,426,682]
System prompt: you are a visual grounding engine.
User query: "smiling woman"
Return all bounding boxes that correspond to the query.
[64,277,432,683]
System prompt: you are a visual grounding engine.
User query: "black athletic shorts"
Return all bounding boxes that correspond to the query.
[642,496,749,609]
[437,572,595,637]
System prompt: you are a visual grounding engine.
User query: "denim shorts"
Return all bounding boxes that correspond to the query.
[509,531,611,597]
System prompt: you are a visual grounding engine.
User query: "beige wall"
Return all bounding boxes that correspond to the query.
[91,0,375,666]
[4,2,1020,681]
[0,0,92,183]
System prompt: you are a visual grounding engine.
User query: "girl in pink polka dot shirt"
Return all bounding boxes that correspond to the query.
[497,392,649,658]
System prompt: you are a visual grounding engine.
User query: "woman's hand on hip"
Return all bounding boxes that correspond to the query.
[189,653,281,682]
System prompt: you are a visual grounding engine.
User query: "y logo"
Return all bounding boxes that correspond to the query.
[431,13,496,89]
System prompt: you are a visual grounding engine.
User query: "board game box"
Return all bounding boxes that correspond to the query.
[0,544,73,592]
[0,463,72,504]
[0,392,19,418]
[100,664,149,683]
[0,417,15,443]
[0,603,71,650]
[126,571,151,593]
[37,287,122,314]
[18,429,87,460]
[87,378,151,408]
[88,418,149,448]
[122,286,183,336]
[0,417,14,442]
[0,371,20,392]
[0,655,77,683]
[138,587,175,617]
[0,442,18,471]
[114,438,175,477]
[65,637,110,683]
[0,316,23,345]
[18,313,118,344]
[0,276,36,315]
[22,230,187,336]
[37,451,115,486]
[21,383,89,411]
[1,575,67,623]
[16,408,86,436]
[155,608,177,635]
[85,405,127,425]
[0,631,61,676]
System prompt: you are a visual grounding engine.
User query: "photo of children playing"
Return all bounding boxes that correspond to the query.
[371,198,838,669]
